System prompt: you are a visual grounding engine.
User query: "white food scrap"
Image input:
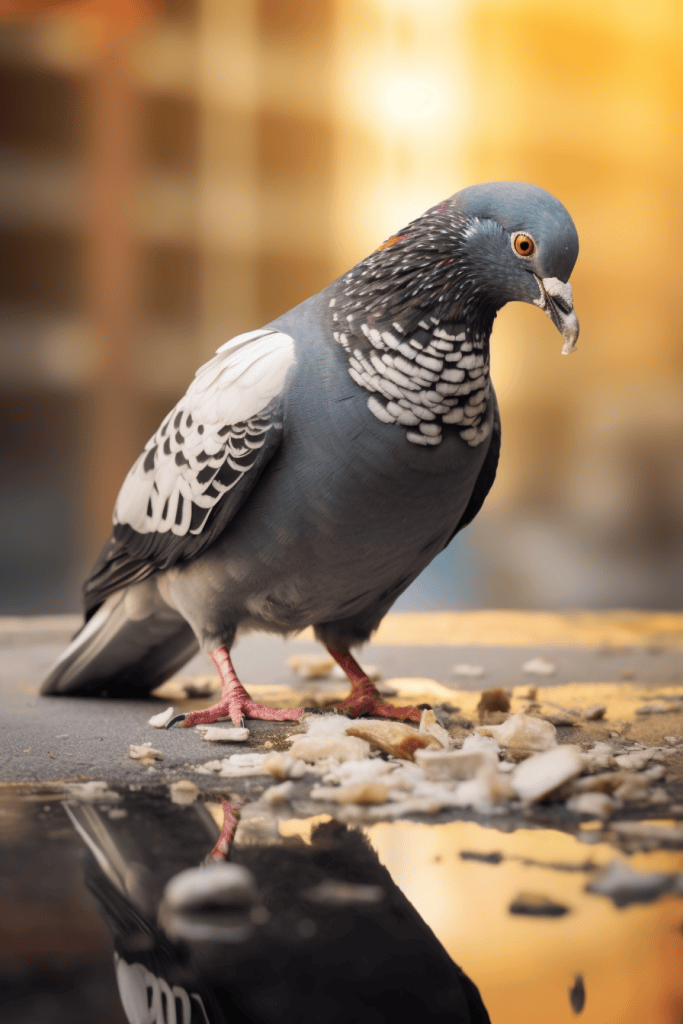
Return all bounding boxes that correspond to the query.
[288,715,371,763]
[511,745,584,803]
[169,780,200,806]
[286,654,335,679]
[522,657,557,677]
[199,725,250,743]
[419,708,452,749]
[346,719,435,761]
[127,744,163,765]
[63,781,121,803]
[148,707,175,729]
[452,664,485,678]
[476,713,557,752]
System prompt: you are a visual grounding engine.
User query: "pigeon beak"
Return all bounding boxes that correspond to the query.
[534,275,579,354]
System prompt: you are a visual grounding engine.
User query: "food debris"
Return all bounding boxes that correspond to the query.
[381,677,458,704]
[127,744,163,765]
[613,748,664,771]
[586,859,680,907]
[169,780,200,806]
[583,742,616,772]
[330,663,381,682]
[508,892,570,917]
[419,708,451,749]
[147,707,175,729]
[519,686,537,700]
[289,716,371,763]
[199,725,250,743]
[262,752,307,779]
[522,656,557,677]
[544,710,580,727]
[461,733,501,756]
[193,753,272,777]
[511,745,584,803]
[143,671,683,833]
[346,719,435,761]
[582,704,607,721]
[261,780,294,805]
[286,654,335,679]
[569,974,586,1014]
[476,688,511,724]
[63,781,121,803]
[565,792,617,818]
[185,677,219,698]
[310,781,391,804]
[154,676,217,700]
[635,702,671,715]
[609,821,683,848]
[414,748,496,782]
[452,664,486,678]
[459,850,504,864]
[476,712,558,752]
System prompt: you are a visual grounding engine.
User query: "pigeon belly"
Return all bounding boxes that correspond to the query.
[161,353,494,644]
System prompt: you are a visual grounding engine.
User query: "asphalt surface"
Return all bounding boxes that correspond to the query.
[1,617,681,785]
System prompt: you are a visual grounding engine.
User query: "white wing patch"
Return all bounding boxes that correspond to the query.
[114,329,295,537]
[114,953,210,1024]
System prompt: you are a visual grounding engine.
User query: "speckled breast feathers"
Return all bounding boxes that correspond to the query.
[328,204,496,448]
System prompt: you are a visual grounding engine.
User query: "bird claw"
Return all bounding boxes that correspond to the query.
[166,713,187,729]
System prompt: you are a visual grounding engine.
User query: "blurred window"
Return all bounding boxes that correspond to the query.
[141,243,200,322]
[257,110,333,183]
[140,93,198,173]
[160,0,198,23]
[257,0,332,40]
[0,227,83,312]
[0,65,84,158]
[257,252,331,324]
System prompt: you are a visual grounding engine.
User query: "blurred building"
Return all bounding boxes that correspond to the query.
[0,0,681,613]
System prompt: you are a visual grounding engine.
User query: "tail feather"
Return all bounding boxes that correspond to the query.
[41,591,198,697]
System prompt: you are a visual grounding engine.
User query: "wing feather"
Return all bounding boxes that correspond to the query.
[84,328,296,615]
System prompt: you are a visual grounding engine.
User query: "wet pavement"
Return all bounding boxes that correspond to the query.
[2,614,683,1022]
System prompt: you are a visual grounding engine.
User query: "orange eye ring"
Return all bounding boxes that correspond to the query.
[513,233,535,257]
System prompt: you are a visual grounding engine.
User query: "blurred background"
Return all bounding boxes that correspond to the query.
[0,0,681,615]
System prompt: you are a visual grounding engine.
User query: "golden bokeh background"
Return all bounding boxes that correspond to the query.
[1,0,681,614]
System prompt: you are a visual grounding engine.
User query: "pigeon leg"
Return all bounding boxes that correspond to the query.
[180,646,305,728]
[210,798,242,861]
[327,646,421,722]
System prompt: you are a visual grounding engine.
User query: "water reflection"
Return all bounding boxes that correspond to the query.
[3,790,683,1023]
[66,794,491,1023]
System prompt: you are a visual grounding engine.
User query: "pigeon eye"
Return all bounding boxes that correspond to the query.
[513,233,535,257]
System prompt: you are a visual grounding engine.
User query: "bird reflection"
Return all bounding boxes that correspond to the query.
[65,793,490,1023]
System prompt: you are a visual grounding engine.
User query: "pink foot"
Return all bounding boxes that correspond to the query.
[210,799,242,861]
[180,646,304,728]
[327,647,422,723]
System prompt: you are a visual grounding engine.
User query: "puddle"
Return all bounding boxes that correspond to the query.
[366,820,683,1023]
[1,788,683,1023]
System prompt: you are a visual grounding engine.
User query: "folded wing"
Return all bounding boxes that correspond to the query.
[84,328,296,615]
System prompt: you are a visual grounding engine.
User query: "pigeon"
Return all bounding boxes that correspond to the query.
[69,797,492,1022]
[41,181,579,728]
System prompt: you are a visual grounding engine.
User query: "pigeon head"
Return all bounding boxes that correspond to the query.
[336,180,579,353]
[452,181,580,353]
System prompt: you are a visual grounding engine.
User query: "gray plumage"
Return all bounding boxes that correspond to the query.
[42,181,579,698]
